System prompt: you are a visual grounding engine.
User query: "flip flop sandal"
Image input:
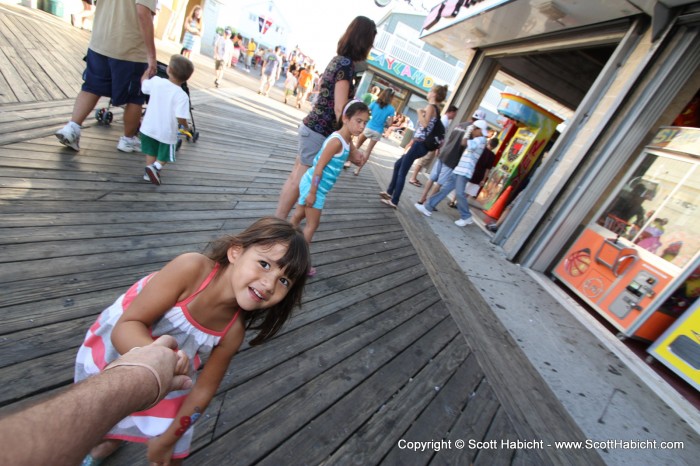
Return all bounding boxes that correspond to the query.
[81,455,103,466]
[307,266,317,277]
[381,198,398,209]
[408,180,422,187]
[379,191,391,200]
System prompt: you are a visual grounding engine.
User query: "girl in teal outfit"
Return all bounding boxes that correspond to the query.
[291,101,369,273]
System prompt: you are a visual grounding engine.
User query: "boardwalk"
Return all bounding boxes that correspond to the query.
[0,4,605,465]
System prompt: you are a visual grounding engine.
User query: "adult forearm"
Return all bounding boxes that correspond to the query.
[137,5,157,64]
[0,366,157,466]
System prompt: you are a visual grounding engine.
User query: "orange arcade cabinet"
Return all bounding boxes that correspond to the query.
[553,127,700,342]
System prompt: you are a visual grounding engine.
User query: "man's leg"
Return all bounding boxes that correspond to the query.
[123,103,143,138]
[71,91,101,126]
[425,173,456,211]
[455,175,473,221]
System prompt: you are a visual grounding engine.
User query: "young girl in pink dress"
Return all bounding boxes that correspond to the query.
[75,217,310,465]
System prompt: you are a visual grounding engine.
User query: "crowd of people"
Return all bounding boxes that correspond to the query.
[42,4,501,464]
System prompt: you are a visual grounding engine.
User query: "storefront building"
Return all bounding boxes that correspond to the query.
[356,11,465,126]
[422,0,699,392]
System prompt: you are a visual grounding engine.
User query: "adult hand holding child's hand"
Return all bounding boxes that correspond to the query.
[106,336,192,409]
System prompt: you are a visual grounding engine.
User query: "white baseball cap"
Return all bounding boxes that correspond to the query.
[472,109,486,120]
[473,119,489,132]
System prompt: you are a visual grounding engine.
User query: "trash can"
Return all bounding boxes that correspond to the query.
[46,0,63,17]
[400,128,414,148]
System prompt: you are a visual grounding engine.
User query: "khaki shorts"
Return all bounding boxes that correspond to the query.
[416,150,436,168]
[363,128,383,142]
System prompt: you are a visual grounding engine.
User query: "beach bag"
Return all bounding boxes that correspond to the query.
[423,105,445,150]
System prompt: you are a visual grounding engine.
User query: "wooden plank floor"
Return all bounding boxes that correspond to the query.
[0,4,603,466]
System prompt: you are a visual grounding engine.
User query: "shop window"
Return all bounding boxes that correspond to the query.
[599,151,699,269]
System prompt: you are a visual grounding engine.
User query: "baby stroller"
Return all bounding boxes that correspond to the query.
[94,61,199,150]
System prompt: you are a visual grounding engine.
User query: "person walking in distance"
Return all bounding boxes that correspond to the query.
[245,38,257,71]
[409,104,457,187]
[55,0,158,154]
[417,109,485,206]
[379,84,448,209]
[351,88,395,176]
[415,119,489,226]
[213,28,234,88]
[259,46,282,96]
[274,16,377,220]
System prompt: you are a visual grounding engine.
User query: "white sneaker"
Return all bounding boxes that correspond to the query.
[414,203,432,217]
[55,123,81,151]
[143,174,150,182]
[455,218,474,227]
[117,136,141,153]
[145,164,161,185]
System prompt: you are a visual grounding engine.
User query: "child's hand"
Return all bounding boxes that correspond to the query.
[348,149,365,166]
[175,349,189,375]
[305,193,316,208]
[147,435,176,465]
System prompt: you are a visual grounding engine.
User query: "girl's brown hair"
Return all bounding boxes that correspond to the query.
[187,5,202,26]
[431,84,448,103]
[337,16,377,62]
[205,217,310,345]
[376,88,394,109]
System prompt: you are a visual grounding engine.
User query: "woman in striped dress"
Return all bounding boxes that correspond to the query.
[180,5,203,58]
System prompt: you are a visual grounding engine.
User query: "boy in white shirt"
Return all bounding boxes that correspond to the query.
[140,54,194,185]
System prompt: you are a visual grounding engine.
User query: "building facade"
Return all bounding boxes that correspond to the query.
[356,11,466,126]
[422,0,700,394]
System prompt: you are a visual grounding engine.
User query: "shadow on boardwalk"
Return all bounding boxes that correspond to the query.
[0,4,606,466]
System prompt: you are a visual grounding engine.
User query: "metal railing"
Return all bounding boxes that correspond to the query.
[374,28,464,87]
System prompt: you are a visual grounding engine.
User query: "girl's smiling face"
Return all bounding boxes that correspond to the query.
[345,111,369,137]
[226,243,293,310]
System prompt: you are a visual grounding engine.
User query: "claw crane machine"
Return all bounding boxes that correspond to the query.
[553,126,700,344]
[477,93,562,215]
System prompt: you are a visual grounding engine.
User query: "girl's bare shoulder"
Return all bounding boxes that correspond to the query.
[164,253,216,280]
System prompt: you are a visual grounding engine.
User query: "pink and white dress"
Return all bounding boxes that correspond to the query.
[74,264,240,458]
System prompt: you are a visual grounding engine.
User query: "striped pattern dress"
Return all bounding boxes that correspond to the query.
[74,264,240,458]
[298,132,350,209]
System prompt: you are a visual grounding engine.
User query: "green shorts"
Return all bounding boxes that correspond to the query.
[140,133,176,163]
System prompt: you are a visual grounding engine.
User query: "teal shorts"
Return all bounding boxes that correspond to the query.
[140,133,176,163]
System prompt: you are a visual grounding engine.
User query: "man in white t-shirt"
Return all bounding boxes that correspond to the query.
[55,0,158,153]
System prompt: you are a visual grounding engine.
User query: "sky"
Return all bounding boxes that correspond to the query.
[270,0,433,68]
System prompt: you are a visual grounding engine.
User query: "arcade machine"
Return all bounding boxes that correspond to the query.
[477,93,562,216]
[648,297,699,392]
[553,126,700,343]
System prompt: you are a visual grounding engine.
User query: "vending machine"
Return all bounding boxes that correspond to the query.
[648,300,700,391]
[477,93,562,214]
[553,127,700,341]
